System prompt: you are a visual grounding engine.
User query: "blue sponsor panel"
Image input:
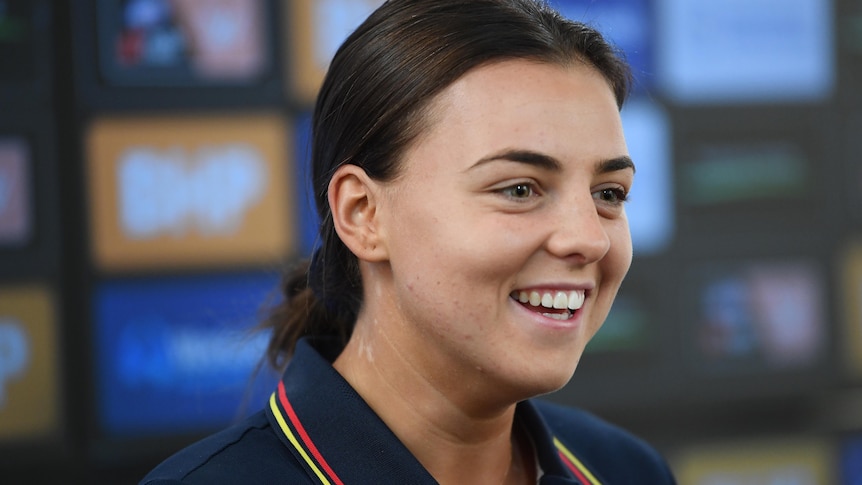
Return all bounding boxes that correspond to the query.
[619,98,673,255]
[550,0,654,92]
[94,273,281,437]
[655,0,834,103]
[841,435,862,485]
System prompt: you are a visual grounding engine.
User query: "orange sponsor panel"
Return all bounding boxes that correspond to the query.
[86,114,294,271]
[286,0,384,102]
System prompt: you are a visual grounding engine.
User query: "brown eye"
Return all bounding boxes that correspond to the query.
[503,183,534,199]
[593,188,628,205]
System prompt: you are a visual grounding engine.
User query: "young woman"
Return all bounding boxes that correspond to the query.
[143,0,676,483]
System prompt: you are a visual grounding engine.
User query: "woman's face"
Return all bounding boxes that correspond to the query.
[372,59,633,401]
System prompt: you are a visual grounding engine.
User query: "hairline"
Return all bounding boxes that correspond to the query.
[378,55,622,184]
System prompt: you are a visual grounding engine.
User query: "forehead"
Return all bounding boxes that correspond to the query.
[403,59,627,171]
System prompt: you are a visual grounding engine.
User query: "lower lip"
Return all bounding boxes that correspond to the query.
[509,297,585,331]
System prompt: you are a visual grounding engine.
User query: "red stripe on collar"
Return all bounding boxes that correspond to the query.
[276,381,345,485]
[554,437,602,485]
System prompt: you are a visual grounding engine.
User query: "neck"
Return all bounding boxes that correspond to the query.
[333,316,535,484]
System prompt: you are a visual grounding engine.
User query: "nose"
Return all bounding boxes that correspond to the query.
[545,193,611,265]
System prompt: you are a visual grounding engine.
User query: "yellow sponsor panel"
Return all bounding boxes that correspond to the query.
[86,114,294,271]
[0,285,60,441]
[674,439,833,485]
[843,243,862,375]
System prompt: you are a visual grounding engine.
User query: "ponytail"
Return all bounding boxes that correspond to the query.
[261,256,352,369]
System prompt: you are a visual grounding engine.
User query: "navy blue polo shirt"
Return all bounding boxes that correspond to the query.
[142,338,676,484]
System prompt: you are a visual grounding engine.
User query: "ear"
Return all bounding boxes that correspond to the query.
[328,164,388,262]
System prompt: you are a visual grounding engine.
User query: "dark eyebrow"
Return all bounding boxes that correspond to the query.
[468,149,635,175]
[467,149,562,172]
[597,156,636,175]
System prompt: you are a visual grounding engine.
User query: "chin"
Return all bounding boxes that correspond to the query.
[538,366,579,396]
[503,359,582,402]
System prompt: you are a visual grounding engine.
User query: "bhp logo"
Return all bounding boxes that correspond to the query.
[118,144,265,238]
[87,115,293,271]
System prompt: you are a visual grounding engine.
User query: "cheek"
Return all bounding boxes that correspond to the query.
[390,216,541,325]
[606,218,633,279]
[454,223,550,293]
[397,204,539,279]
[401,234,526,294]
[592,220,631,328]
[591,224,631,337]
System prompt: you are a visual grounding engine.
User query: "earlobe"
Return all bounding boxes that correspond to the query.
[328,165,389,262]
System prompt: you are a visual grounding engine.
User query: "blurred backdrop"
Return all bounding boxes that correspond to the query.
[0,0,860,483]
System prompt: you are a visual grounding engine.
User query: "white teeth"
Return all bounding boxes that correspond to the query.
[567,291,585,310]
[553,292,567,309]
[542,312,572,321]
[514,289,586,311]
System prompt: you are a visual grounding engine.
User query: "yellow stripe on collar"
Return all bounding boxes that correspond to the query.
[269,393,332,485]
[554,436,602,485]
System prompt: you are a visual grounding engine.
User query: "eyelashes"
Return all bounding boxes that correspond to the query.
[492,180,630,216]
[593,187,628,206]
[497,183,628,203]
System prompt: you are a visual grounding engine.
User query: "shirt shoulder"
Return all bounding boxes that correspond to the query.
[139,411,310,485]
[532,400,677,484]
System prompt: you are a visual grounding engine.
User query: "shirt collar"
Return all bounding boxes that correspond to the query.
[266,337,582,484]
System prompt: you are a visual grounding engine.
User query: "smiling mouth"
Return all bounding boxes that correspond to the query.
[510,290,585,321]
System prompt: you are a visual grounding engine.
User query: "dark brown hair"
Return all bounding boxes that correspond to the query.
[263,0,632,369]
